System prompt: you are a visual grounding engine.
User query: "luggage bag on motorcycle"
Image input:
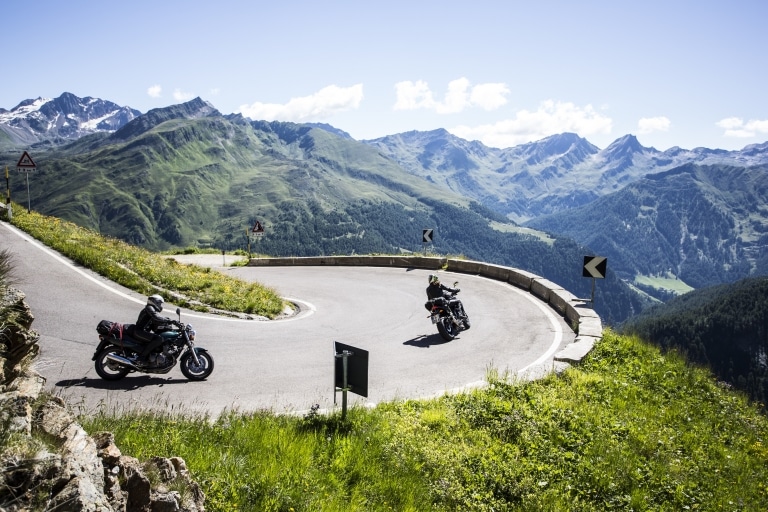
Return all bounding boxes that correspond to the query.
[96,319,124,339]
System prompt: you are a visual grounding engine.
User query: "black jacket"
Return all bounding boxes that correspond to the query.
[426,282,458,301]
[135,304,172,333]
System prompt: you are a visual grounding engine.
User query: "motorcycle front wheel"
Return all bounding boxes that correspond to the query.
[180,350,214,381]
[94,347,132,381]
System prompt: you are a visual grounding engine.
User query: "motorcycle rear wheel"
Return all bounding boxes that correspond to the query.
[437,318,458,341]
[94,347,132,381]
[180,350,214,381]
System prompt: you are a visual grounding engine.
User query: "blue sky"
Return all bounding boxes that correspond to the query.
[3,0,766,151]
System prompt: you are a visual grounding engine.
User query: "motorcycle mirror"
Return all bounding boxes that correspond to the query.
[176,307,181,321]
[453,281,459,287]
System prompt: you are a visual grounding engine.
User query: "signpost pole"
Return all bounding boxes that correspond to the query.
[250,220,264,260]
[578,256,607,308]
[422,229,433,256]
[334,349,352,420]
[25,172,31,213]
[4,166,10,220]
[333,341,368,421]
[15,152,36,213]
[341,350,350,420]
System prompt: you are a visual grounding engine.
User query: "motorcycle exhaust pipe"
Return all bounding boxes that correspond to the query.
[105,353,139,370]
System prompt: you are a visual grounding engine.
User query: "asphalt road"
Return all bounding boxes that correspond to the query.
[1,221,575,417]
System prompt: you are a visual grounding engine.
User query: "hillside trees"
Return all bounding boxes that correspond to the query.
[621,277,768,403]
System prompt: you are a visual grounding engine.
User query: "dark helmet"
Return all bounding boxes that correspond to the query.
[147,294,164,312]
[428,274,440,285]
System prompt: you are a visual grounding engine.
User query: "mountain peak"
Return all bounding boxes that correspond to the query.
[0,92,141,146]
[110,97,219,142]
[511,132,599,165]
[603,134,645,153]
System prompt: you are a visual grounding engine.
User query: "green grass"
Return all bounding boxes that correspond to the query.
[9,205,288,318]
[79,330,768,511]
[634,273,695,295]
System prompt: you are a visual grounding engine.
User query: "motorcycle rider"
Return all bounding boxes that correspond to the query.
[426,274,470,328]
[130,294,176,364]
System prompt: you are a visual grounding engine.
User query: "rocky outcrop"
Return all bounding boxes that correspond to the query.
[0,287,206,511]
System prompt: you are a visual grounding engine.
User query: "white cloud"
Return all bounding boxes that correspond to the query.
[393,80,435,110]
[147,85,162,98]
[394,77,509,114]
[173,89,195,102]
[717,117,768,138]
[449,100,613,148]
[638,116,671,134]
[237,84,364,122]
[210,88,221,96]
[470,82,511,111]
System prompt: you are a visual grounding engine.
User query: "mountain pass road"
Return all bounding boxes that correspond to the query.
[1,222,575,416]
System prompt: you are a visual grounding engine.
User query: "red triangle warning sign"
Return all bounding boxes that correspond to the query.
[252,221,264,234]
[17,151,36,168]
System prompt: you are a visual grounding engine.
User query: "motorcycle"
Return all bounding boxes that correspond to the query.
[92,308,214,381]
[425,281,471,341]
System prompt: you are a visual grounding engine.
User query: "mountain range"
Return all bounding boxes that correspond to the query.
[0,92,141,147]
[1,92,767,322]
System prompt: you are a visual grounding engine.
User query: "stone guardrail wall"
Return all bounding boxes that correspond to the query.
[248,256,602,365]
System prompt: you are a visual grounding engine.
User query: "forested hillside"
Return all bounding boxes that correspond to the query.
[526,163,768,294]
[620,276,768,403]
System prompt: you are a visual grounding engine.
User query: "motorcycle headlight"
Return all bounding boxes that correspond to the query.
[186,325,196,340]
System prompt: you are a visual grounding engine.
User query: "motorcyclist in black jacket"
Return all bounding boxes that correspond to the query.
[426,274,470,328]
[130,294,176,364]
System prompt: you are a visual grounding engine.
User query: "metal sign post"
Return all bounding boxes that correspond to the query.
[333,341,369,420]
[3,165,10,220]
[16,151,36,213]
[579,256,607,307]
[422,228,434,256]
[250,220,264,259]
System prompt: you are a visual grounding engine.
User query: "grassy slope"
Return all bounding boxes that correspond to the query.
[79,330,768,511]
[8,206,287,317]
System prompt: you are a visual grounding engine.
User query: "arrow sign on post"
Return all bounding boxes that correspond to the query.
[583,256,607,279]
[422,229,433,243]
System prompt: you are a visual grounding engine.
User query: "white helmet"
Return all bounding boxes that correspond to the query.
[147,294,164,312]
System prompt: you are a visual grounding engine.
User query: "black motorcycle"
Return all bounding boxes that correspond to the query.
[92,308,214,381]
[425,282,470,341]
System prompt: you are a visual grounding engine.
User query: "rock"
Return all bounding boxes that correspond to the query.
[122,455,152,511]
[151,491,181,512]
[39,400,106,486]
[93,431,122,465]
[152,456,178,482]
[48,475,112,512]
